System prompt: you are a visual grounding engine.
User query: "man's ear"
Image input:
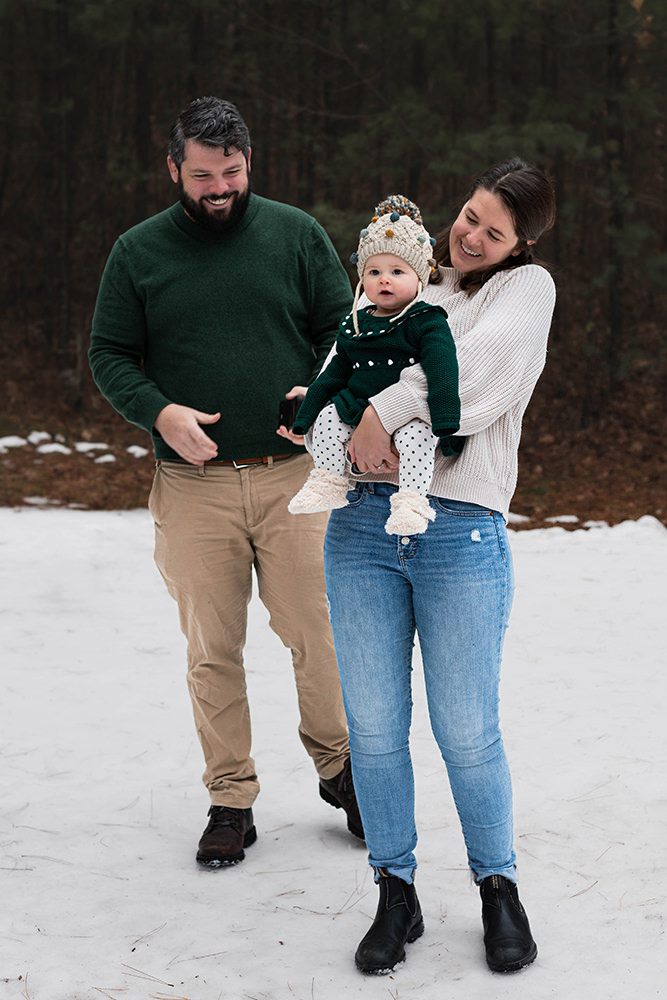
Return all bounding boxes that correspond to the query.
[247,148,252,172]
[167,156,179,184]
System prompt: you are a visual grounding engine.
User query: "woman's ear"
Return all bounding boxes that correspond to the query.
[511,239,536,257]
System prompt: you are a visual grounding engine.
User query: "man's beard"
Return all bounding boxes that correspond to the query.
[178,177,251,233]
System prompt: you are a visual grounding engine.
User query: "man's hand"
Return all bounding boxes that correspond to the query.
[154,403,220,465]
[276,385,307,446]
[348,405,399,473]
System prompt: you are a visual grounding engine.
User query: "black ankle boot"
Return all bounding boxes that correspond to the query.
[355,869,424,975]
[479,875,537,972]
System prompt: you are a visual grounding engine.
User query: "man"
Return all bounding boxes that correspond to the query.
[89,97,362,867]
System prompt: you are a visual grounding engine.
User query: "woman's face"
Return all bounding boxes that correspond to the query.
[449,188,522,274]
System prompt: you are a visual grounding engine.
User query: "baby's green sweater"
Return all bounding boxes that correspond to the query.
[89,195,353,460]
[293,302,461,454]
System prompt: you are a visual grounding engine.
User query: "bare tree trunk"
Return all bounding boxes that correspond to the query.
[604,0,625,394]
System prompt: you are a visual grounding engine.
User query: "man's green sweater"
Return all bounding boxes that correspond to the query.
[89,194,353,461]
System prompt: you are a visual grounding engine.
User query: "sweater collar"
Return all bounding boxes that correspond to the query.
[340,300,435,340]
[167,193,261,242]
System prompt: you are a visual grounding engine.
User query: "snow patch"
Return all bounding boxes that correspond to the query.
[27,431,52,445]
[74,441,111,453]
[35,442,73,455]
[0,434,28,449]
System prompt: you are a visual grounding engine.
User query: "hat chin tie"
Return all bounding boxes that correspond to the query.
[352,280,364,336]
[388,279,423,324]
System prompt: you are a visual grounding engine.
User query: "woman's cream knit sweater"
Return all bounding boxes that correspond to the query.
[362,263,556,519]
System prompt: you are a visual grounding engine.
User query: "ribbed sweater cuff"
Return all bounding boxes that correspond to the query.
[370,380,424,435]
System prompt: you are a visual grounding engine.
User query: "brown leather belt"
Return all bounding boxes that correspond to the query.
[168,454,293,469]
[219,454,293,468]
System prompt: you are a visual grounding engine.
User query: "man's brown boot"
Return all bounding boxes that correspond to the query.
[196,805,257,868]
[319,758,365,840]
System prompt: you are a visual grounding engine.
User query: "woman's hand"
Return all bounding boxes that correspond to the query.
[276,385,307,446]
[348,405,399,473]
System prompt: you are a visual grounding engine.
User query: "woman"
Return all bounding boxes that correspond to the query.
[279,158,556,975]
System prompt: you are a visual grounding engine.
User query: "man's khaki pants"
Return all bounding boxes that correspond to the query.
[148,453,349,808]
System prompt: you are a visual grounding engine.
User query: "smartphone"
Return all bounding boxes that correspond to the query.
[277,395,304,430]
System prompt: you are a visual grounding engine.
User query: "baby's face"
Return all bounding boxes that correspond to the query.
[362,254,419,316]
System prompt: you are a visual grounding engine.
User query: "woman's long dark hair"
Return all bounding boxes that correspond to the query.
[434,158,556,293]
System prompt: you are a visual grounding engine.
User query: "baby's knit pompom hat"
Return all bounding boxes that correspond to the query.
[349,194,437,333]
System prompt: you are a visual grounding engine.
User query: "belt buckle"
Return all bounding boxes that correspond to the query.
[232,458,262,469]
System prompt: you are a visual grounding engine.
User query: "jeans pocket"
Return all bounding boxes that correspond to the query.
[431,498,494,518]
[148,464,163,525]
[431,498,509,563]
[344,484,367,507]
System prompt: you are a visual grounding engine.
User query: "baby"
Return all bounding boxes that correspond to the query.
[289,195,461,535]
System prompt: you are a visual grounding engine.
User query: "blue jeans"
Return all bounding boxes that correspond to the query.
[323,483,517,885]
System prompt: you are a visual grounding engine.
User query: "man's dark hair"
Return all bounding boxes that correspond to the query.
[168,97,251,169]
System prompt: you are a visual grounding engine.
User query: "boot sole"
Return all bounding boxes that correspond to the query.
[355,917,424,975]
[486,941,538,973]
[196,826,257,868]
[319,784,365,840]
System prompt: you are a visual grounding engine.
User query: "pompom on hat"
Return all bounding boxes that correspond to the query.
[350,194,437,333]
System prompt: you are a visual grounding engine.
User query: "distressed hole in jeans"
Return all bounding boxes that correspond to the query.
[470,529,482,542]
[325,595,333,623]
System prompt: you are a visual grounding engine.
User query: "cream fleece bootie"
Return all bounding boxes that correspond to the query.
[384,489,435,535]
[288,468,351,514]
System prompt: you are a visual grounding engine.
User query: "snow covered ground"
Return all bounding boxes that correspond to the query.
[1,507,665,1000]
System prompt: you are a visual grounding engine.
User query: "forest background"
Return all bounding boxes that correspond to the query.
[0,0,665,525]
